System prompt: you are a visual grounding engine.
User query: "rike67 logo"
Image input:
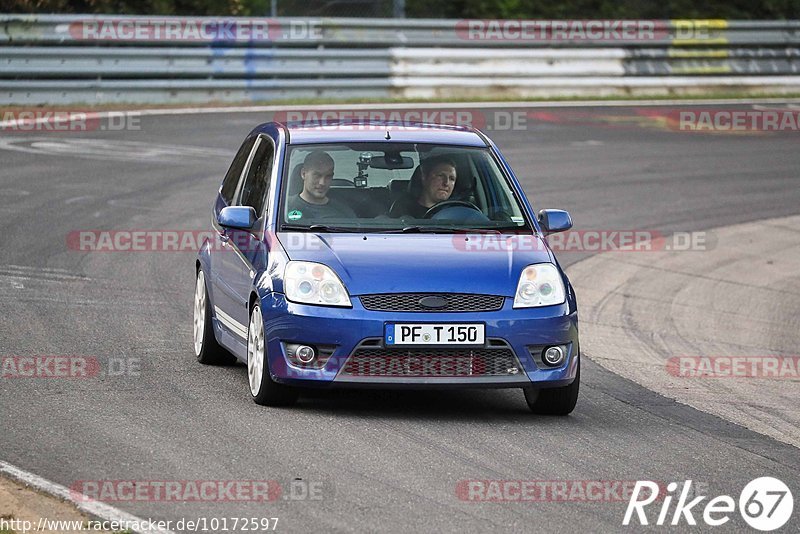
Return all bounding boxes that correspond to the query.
[624,478,794,531]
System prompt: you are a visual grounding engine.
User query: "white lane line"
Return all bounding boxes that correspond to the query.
[65,195,94,204]
[0,272,87,284]
[0,137,232,162]
[0,460,176,534]
[1,98,800,128]
[3,264,87,275]
[0,188,31,196]
[0,266,90,282]
[108,198,168,213]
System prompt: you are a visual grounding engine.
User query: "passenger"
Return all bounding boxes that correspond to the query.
[286,150,357,221]
[391,156,457,218]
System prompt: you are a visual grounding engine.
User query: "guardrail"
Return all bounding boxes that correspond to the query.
[1,15,799,104]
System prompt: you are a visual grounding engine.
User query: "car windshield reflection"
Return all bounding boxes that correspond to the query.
[279,143,530,232]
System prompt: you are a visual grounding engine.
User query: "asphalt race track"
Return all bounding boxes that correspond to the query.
[1,104,798,532]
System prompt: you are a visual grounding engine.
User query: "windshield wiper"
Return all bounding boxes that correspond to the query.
[388,226,521,234]
[470,226,531,234]
[281,224,529,234]
[378,226,464,233]
[280,224,360,233]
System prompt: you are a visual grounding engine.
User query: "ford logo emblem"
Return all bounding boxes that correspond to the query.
[419,295,448,309]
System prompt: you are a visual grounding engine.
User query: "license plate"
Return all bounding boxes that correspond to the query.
[385,323,485,346]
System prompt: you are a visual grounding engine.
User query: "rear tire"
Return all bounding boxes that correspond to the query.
[524,359,580,415]
[194,270,236,366]
[248,303,298,407]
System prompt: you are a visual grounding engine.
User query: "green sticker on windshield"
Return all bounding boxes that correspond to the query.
[288,210,303,221]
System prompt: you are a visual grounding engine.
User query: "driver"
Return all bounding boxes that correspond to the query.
[392,156,457,218]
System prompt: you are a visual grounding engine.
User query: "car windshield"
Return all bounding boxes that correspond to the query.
[279,142,530,232]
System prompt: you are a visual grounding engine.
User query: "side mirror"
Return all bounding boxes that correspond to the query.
[538,209,573,234]
[218,206,257,230]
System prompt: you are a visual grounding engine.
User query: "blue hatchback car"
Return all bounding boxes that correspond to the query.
[194,120,579,414]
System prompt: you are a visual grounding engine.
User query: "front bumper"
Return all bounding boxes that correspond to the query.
[261,292,579,389]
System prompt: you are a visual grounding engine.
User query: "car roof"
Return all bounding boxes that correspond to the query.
[255,120,489,147]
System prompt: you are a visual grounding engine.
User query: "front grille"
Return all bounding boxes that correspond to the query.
[340,344,522,378]
[359,293,505,313]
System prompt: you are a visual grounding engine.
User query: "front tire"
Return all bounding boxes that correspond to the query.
[523,359,580,415]
[247,303,298,406]
[194,270,236,366]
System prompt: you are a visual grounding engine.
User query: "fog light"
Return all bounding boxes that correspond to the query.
[543,345,565,366]
[283,342,335,369]
[296,345,316,364]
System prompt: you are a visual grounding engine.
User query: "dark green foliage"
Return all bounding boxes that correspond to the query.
[7,0,800,19]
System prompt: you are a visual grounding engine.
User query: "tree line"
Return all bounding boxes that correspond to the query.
[8,0,800,19]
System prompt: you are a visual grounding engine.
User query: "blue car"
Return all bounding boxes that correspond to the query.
[194,120,579,414]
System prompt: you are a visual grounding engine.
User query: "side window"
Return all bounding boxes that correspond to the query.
[238,137,275,216]
[220,136,256,205]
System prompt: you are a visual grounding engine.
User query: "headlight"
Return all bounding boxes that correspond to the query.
[513,263,566,308]
[284,261,351,307]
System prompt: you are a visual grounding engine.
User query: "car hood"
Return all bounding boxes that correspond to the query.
[276,233,553,296]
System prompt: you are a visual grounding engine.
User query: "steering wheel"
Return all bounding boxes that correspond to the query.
[424,200,486,220]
